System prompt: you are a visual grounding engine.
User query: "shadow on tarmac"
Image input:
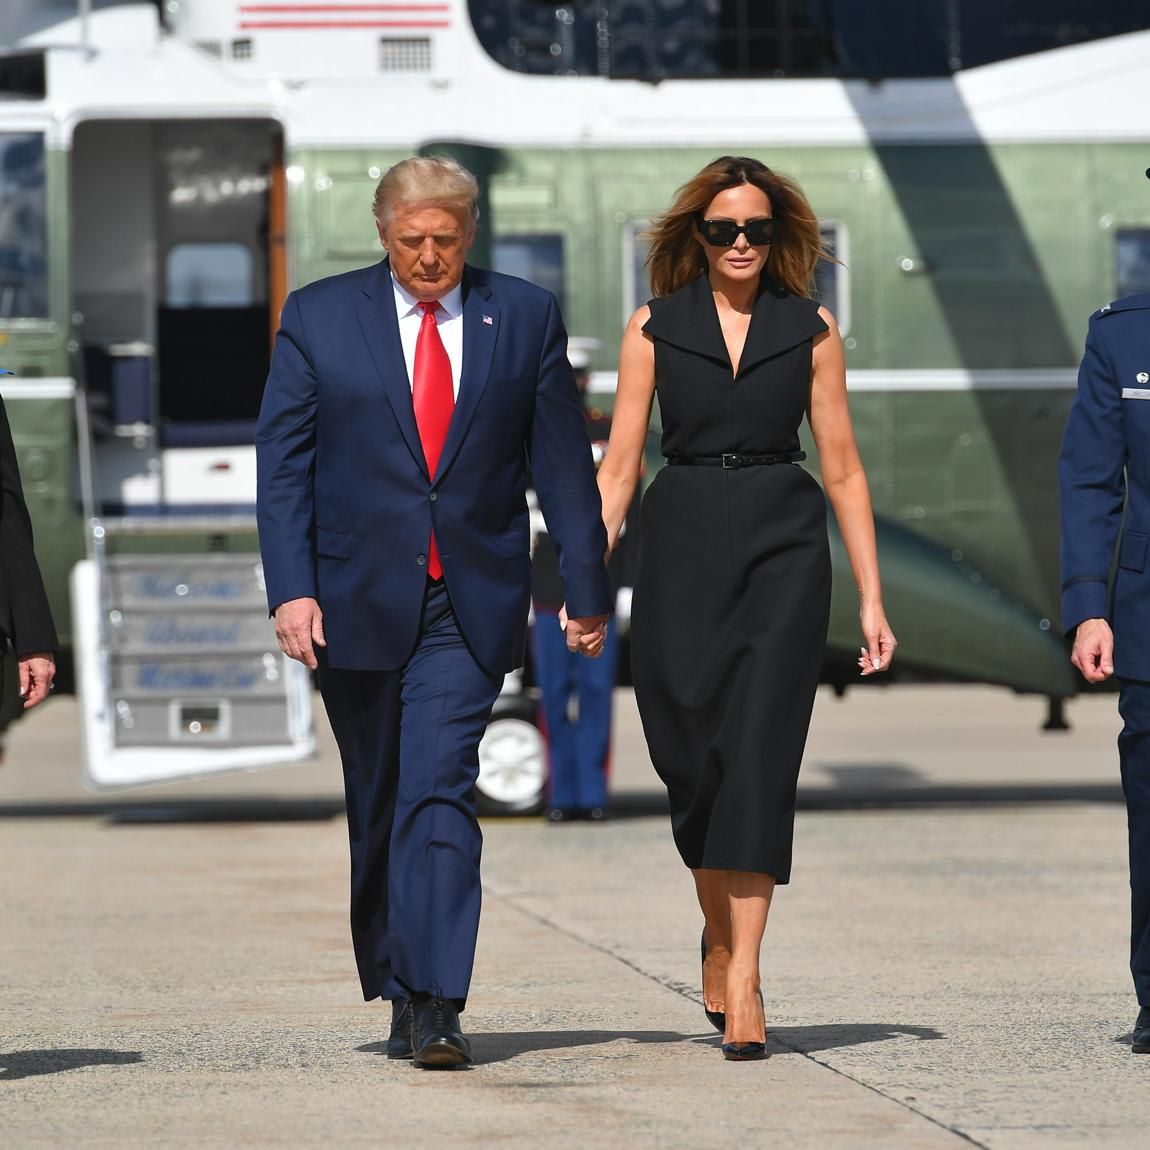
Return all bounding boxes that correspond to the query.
[358,1022,944,1064]
[0,1048,144,1080]
[600,785,1123,816]
[0,782,1124,823]
[359,1030,692,1064]
[767,1022,945,1054]
[0,799,347,823]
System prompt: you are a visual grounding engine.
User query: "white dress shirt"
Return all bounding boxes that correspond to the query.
[392,274,464,400]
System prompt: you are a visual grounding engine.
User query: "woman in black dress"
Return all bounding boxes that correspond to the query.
[597,157,895,1059]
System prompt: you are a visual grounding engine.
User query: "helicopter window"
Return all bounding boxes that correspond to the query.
[814,221,848,335]
[469,1,1150,80]
[165,243,254,308]
[622,221,653,322]
[1116,230,1150,299]
[491,233,565,311]
[0,132,47,320]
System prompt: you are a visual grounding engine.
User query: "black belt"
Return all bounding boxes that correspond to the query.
[665,451,806,469]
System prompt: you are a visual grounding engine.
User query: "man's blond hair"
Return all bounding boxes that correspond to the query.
[372,156,480,225]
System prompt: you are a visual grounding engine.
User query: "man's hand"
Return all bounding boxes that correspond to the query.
[274,597,326,669]
[1071,617,1114,683]
[18,652,55,709]
[559,608,609,658]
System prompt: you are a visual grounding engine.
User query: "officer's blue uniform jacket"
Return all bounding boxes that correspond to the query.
[1059,293,1150,680]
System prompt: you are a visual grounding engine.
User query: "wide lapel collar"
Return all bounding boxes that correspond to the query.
[355,257,428,478]
[641,275,731,369]
[435,266,498,482]
[736,284,830,378]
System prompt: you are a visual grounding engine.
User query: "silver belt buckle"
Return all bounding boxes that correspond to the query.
[721,453,738,469]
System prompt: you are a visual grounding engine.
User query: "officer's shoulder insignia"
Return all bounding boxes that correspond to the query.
[1098,293,1150,318]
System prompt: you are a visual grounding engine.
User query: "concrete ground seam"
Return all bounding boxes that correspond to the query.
[487,883,992,1150]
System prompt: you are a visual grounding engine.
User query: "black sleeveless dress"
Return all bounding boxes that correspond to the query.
[631,275,832,883]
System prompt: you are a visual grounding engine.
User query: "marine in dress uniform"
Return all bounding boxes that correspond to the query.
[1059,292,1150,1053]
[529,343,640,821]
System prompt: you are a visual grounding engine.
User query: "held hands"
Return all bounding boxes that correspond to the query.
[274,596,326,669]
[1071,618,1114,683]
[858,603,897,677]
[18,652,55,708]
[558,604,609,658]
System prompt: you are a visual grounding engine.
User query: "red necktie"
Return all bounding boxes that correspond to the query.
[413,301,454,579]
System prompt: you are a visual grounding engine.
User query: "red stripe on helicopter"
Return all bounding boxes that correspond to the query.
[238,5,450,12]
[239,20,450,28]
[237,4,450,31]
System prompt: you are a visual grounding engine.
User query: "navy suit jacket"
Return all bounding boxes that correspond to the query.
[256,259,611,674]
[1059,293,1150,680]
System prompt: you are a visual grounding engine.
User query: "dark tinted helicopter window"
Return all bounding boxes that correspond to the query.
[0,54,46,100]
[813,223,840,321]
[0,133,48,320]
[468,1,1150,80]
[1117,231,1150,299]
[492,234,566,311]
[469,1,837,78]
[830,0,1150,76]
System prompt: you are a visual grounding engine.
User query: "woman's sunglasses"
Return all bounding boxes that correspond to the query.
[696,216,775,247]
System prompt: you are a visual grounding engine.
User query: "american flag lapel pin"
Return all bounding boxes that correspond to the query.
[482,314,493,326]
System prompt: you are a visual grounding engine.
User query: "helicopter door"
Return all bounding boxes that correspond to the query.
[71,118,283,513]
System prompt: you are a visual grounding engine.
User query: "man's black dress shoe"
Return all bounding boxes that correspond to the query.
[412,996,471,1068]
[386,997,413,1060]
[1133,1006,1150,1054]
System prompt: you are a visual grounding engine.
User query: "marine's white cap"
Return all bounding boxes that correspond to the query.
[566,336,600,371]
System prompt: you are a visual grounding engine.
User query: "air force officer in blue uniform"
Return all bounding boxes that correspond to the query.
[257,157,611,1067]
[1059,292,1150,1054]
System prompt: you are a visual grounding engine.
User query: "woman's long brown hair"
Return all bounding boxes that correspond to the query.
[645,156,830,300]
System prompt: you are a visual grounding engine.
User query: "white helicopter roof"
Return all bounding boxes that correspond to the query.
[4,1,1149,149]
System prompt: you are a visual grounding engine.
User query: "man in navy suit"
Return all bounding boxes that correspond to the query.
[1059,291,1150,1054]
[256,156,611,1068]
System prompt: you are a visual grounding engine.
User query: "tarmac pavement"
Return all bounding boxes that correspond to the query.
[1,686,1145,1148]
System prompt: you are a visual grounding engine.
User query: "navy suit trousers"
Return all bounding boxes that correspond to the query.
[319,580,502,1006]
[1119,678,1150,1007]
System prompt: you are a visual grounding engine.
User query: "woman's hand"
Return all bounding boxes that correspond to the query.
[857,604,896,676]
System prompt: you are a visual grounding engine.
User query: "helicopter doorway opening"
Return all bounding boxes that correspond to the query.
[71,117,284,513]
[67,117,313,790]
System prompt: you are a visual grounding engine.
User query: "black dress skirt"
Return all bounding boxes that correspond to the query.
[630,275,832,883]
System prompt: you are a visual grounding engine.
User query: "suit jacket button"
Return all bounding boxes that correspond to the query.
[416,554,427,566]
[429,492,438,502]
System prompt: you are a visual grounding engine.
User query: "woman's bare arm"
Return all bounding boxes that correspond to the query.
[598,306,656,552]
[808,307,896,673]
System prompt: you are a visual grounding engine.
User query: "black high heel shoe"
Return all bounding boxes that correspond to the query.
[721,990,767,1061]
[700,930,725,1033]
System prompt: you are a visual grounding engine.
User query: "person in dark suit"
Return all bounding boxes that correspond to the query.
[1059,291,1150,1054]
[0,385,57,730]
[256,156,611,1068]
